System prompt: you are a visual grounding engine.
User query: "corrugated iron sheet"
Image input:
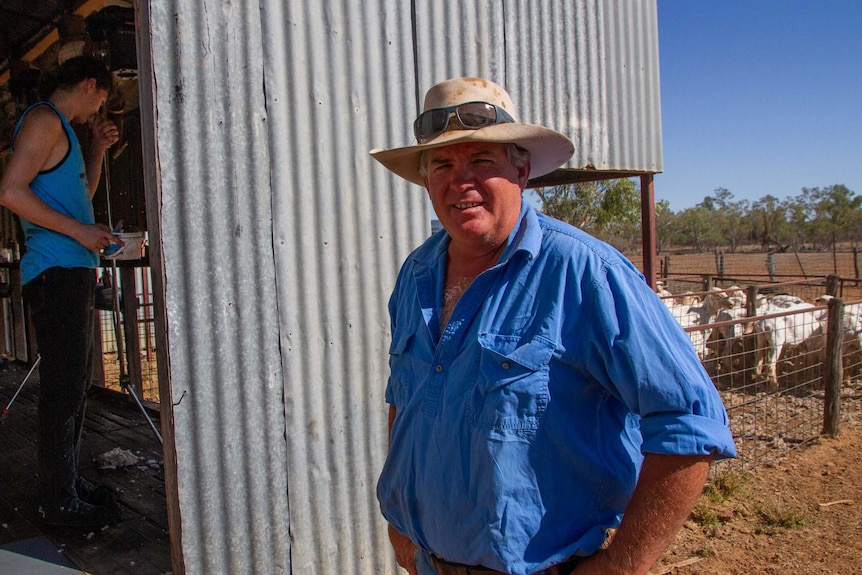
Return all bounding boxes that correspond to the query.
[261,1,425,573]
[140,1,661,574]
[414,0,662,174]
[144,0,291,573]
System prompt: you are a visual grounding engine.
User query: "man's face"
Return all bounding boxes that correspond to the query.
[90,87,109,117]
[79,78,109,120]
[423,142,529,253]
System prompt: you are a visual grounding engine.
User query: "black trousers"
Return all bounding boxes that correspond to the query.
[23,267,95,505]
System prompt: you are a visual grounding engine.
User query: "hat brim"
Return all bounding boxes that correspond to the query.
[370,123,574,187]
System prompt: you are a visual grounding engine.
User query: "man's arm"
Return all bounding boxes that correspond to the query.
[386,404,419,575]
[574,453,712,575]
[84,115,119,198]
[0,110,118,252]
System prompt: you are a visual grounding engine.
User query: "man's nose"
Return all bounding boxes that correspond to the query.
[451,162,476,186]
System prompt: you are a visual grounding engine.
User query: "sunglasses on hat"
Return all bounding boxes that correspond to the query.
[413,101,515,144]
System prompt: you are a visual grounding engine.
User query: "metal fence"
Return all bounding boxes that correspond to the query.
[95,265,159,403]
[673,291,862,471]
[655,249,862,285]
[659,276,836,308]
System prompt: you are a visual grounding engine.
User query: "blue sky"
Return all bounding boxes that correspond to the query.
[655,1,862,211]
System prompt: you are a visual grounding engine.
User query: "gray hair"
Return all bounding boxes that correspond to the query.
[418,143,531,179]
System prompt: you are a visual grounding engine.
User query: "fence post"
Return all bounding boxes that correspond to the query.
[663,255,670,279]
[826,274,839,297]
[822,297,844,437]
[854,247,860,286]
[746,285,759,317]
[767,251,775,281]
[792,244,807,278]
[703,274,713,291]
[714,249,725,277]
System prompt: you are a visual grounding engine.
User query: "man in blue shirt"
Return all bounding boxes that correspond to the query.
[370,77,736,575]
[0,56,123,528]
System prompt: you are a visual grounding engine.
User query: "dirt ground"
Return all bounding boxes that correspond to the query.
[652,423,862,575]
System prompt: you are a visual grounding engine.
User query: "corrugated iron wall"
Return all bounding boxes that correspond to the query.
[262,0,426,573]
[140,0,661,574]
[142,0,291,573]
[414,0,662,174]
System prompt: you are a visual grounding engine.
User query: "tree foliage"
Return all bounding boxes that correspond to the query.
[533,182,861,254]
[535,179,642,251]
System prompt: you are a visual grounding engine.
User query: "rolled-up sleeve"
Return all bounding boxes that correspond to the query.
[582,258,737,461]
[640,413,737,459]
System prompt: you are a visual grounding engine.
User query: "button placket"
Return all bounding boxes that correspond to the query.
[422,274,491,415]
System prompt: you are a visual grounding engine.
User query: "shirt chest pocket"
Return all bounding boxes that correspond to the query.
[469,334,555,432]
[388,330,419,407]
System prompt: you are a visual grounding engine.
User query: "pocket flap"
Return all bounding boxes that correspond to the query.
[477,333,556,372]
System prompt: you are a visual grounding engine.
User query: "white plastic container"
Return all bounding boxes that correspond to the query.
[103,231,145,260]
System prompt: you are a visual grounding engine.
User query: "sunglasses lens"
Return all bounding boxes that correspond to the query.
[413,102,513,143]
[414,108,451,142]
[456,102,498,128]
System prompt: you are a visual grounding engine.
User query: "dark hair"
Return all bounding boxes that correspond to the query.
[38,56,113,100]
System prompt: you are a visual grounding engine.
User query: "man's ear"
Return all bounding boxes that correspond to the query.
[517,160,531,188]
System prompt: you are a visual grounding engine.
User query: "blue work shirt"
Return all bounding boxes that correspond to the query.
[377,202,736,575]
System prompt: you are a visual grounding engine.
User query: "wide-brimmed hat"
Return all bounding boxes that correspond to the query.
[370,77,574,186]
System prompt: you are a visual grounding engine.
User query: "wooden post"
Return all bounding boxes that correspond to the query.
[822,297,843,437]
[826,274,839,297]
[713,250,725,277]
[703,274,713,291]
[792,244,807,279]
[91,306,105,387]
[854,247,860,286]
[663,255,670,279]
[640,174,656,289]
[120,266,144,401]
[746,285,759,317]
[832,231,838,275]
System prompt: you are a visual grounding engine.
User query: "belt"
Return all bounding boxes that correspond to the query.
[430,554,582,575]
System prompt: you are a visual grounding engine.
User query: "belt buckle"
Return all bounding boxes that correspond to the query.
[430,554,463,575]
[431,554,497,575]
[431,553,581,575]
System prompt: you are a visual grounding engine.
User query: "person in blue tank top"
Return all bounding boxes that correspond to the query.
[0,56,124,528]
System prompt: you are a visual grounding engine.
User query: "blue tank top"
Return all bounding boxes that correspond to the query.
[12,101,99,284]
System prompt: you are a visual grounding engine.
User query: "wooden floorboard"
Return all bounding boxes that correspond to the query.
[0,362,171,575]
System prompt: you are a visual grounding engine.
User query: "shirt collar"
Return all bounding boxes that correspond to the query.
[498,201,542,264]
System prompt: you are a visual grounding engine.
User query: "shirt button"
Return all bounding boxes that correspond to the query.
[435,365,443,372]
[501,362,510,370]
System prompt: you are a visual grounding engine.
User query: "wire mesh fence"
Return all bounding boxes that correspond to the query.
[675,292,862,471]
[650,249,862,283]
[96,266,159,403]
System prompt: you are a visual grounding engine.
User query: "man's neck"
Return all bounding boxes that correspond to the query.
[49,86,86,124]
[446,239,507,280]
